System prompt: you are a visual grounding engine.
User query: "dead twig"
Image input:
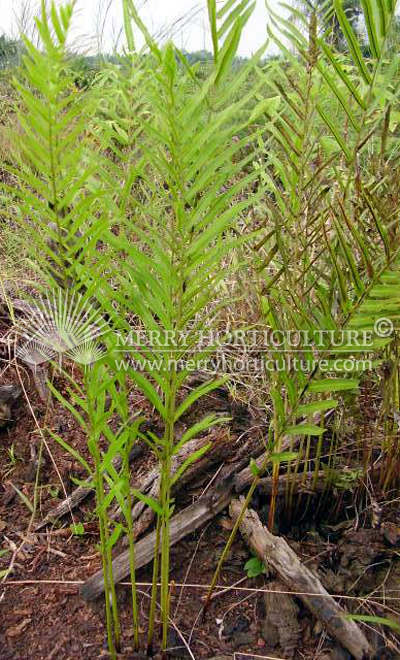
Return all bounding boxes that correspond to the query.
[229,497,372,660]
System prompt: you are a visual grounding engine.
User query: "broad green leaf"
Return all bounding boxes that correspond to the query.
[309,378,359,393]
[297,399,339,415]
[49,430,92,474]
[174,378,229,421]
[131,489,163,516]
[333,0,371,84]
[173,415,229,455]
[285,424,326,436]
[269,451,298,462]
[345,613,400,633]
[10,483,34,513]
[171,443,212,486]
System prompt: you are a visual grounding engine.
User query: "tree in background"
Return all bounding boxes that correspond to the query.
[387,15,400,54]
[296,0,363,48]
[331,0,363,47]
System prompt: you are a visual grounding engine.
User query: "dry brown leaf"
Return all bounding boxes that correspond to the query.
[6,618,31,637]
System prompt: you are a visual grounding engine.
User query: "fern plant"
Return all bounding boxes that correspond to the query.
[8,0,269,654]
[8,0,400,653]
[5,4,129,656]
[8,2,107,297]
[95,1,267,650]
[205,0,400,606]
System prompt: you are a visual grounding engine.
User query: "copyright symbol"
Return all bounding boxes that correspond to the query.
[374,318,394,337]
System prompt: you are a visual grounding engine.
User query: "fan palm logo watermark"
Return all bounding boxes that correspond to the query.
[14,290,109,368]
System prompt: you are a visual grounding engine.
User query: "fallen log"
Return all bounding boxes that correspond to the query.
[81,419,342,602]
[262,578,300,659]
[119,426,243,542]
[229,497,372,660]
[259,470,330,494]
[30,364,53,406]
[81,461,239,601]
[35,444,145,531]
[36,427,237,533]
[115,432,219,542]
[79,434,308,600]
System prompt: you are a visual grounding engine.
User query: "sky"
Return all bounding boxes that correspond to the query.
[0,0,278,56]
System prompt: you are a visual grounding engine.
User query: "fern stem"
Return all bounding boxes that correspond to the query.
[93,449,117,660]
[124,453,140,651]
[86,370,120,656]
[103,490,121,652]
[203,453,270,611]
[160,457,172,651]
[147,513,161,655]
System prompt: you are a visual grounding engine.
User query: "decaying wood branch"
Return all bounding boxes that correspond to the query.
[39,450,329,533]
[79,435,316,601]
[262,579,300,659]
[30,364,53,406]
[122,427,235,542]
[36,427,235,533]
[35,444,144,531]
[230,497,371,660]
[81,462,239,601]
[259,470,330,494]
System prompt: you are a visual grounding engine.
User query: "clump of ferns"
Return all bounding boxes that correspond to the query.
[204,0,400,609]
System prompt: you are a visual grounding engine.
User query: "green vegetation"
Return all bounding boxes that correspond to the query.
[1,0,400,656]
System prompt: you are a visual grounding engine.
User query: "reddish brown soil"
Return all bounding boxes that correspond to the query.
[1,356,400,659]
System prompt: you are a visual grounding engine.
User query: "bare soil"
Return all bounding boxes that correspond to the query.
[1,320,400,659]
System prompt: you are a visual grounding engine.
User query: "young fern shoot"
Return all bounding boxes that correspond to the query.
[107,0,266,650]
